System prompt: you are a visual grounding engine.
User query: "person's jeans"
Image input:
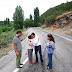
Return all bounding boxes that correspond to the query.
[48,53,53,69]
[35,45,43,62]
[28,49,33,62]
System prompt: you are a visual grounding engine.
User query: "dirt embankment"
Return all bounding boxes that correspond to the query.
[42,11,72,36]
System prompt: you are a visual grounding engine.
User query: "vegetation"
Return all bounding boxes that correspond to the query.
[24,7,41,28]
[30,14,32,20]
[13,6,24,30]
[40,1,72,26]
[34,7,40,27]
[24,19,34,28]
[0,31,16,48]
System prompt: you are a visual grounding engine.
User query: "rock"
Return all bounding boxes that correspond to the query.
[62,20,69,24]
[69,16,72,19]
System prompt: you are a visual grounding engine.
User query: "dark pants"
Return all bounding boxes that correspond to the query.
[28,49,33,63]
[35,45,43,62]
[48,53,53,69]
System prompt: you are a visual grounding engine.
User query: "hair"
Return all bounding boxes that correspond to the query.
[28,35,31,39]
[31,33,35,36]
[16,31,22,34]
[47,34,55,43]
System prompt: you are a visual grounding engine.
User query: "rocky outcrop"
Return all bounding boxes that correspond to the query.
[55,11,72,28]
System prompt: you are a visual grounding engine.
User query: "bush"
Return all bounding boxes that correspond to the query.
[7,27,13,31]
[38,22,41,27]
[2,26,7,32]
[24,19,34,28]
[0,31,16,48]
[0,26,3,34]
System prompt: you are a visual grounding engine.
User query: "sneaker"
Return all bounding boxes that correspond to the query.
[17,66,22,68]
[20,64,23,65]
[29,62,33,65]
[46,66,49,70]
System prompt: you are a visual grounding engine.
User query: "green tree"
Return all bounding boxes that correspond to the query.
[24,18,34,28]
[13,6,24,30]
[34,7,40,27]
[4,18,10,25]
[8,18,10,25]
[30,14,32,20]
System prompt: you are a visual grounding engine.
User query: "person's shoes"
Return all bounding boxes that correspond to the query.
[20,64,23,65]
[17,66,22,68]
[41,62,43,65]
[34,61,38,64]
[46,66,50,70]
[29,62,33,65]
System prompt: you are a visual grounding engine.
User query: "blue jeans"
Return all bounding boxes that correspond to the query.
[35,45,43,62]
[48,53,53,69]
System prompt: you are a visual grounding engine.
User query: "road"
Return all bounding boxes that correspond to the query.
[0,27,72,72]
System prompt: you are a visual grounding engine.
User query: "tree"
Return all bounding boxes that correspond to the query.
[8,18,10,25]
[24,18,34,28]
[34,7,40,27]
[4,18,10,25]
[13,6,24,30]
[30,14,32,20]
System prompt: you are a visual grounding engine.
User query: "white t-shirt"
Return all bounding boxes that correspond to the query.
[28,39,34,49]
[31,35,41,46]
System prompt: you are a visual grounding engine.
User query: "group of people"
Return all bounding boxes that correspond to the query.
[13,30,55,70]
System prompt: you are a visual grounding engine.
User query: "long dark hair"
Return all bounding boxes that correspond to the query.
[47,34,55,43]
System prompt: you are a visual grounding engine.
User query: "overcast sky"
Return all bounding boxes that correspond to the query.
[0,0,72,21]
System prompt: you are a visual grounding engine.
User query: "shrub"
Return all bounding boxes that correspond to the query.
[0,31,16,48]
[0,26,3,34]
[7,27,13,31]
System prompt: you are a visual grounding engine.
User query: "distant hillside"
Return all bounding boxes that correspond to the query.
[40,1,72,26]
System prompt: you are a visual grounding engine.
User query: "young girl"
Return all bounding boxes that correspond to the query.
[45,34,55,69]
[28,35,34,64]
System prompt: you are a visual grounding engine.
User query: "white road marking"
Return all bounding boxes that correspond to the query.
[41,29,72,42]
[51,33,72,42]
[13,58,28,72]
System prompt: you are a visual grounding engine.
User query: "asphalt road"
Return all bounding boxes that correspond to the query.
[0,27,72,72]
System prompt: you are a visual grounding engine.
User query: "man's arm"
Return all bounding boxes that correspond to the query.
[21,37,25,41]
[13,44,19,56]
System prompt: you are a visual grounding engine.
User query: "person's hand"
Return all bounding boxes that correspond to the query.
[29,39,31,42]
[38,38,39,41]
[16,51,19,56]
[22,37,25,40]
[29,43,32,46]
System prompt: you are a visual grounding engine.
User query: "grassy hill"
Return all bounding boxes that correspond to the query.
[40,1,72,26]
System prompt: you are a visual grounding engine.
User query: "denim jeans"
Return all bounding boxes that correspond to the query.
[48,53,53,69]
[35,45,43,62]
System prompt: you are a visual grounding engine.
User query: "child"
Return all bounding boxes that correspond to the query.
[28,35,34,64]
[45,34,55,69]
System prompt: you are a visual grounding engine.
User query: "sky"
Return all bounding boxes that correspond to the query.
[0,0,72,21]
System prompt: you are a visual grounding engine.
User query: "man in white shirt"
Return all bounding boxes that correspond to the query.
[29,33,43,64]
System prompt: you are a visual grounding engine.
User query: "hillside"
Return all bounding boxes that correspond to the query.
[42,11,72,36]
[40,1,72,26]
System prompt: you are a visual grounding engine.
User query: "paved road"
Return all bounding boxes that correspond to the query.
[19,28,72,72]
[0,27,72,72]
